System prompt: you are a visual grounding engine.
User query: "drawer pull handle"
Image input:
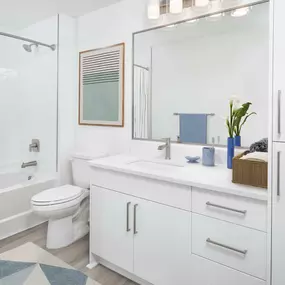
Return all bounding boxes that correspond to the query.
[126,202,131,232]
[278,90,282,135]
[277,151,281,197]
[206,202,247,215]
[206,238,248,255]
[134,204,139,235]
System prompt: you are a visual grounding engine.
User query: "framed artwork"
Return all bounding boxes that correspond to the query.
[79,43,125,127]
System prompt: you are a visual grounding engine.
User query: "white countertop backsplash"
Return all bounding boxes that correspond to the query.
[129,140,246,165]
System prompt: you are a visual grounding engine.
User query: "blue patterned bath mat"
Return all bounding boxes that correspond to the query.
[0,243,99,285]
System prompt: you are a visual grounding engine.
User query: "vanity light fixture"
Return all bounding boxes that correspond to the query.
[170,0,183,14]
[147,0,160,19]
[231,6,251,17]
[195,0,210,7]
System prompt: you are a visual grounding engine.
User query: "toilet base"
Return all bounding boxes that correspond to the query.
[46,216,89,249]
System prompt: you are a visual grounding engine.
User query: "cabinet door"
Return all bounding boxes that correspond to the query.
[90,186,134,273]
[133,199,190,285]
[272,143,285,285]
[273,0,285,141]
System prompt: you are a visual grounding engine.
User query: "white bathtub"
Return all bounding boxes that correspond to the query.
[0,172,56,240]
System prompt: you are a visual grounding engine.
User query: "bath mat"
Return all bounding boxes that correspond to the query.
[0,242,100,285]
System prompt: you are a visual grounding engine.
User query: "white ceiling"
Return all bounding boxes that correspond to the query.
[0,0,122,30]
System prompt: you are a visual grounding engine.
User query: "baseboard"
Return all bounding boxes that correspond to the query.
[92,254,152,285]
[0,209,47,241]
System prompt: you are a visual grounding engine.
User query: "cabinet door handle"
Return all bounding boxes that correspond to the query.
[206,202,247,215]
[278,90,282,135]
[126,202,131,232]
[206,238,248,255]
[277,151,281,197]
[134,204,138,235]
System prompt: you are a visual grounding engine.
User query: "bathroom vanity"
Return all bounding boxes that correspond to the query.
[89,155,267,285]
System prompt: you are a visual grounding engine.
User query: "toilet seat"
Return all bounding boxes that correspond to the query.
[31,185,84,206]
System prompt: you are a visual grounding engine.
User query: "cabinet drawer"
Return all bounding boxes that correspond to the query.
[191,254,265,285]
[192,214,267,280]
[91,168,191,211]
[192,188,267,232]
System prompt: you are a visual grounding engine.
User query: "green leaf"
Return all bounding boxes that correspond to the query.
[240,112,257,131]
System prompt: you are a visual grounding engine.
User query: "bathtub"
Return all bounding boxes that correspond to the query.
[0,172,56,240]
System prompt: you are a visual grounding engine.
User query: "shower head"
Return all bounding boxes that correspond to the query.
[23,43,38,52]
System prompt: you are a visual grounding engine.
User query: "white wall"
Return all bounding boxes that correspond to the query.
[76,0,269,163]
[57,15,77,184]
[0,17,58,175]
[76,0,146,157]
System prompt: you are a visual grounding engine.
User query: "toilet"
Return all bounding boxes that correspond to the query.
[31,153,104,249]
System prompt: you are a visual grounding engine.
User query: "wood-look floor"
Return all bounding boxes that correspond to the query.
[0,224,138,285]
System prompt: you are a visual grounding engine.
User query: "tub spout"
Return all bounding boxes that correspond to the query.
[21,161,37,168]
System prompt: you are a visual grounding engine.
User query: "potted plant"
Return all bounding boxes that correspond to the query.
[226,99,256,169]
[233,102,256,147]
[226,99,236,169]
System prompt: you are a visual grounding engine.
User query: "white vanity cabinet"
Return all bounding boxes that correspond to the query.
[91,184,190,285]
[89,161,267,285]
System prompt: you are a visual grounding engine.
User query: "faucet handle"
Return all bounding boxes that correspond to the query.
[163,138,171,144]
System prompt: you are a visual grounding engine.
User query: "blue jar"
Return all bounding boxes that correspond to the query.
[202,147,215,167]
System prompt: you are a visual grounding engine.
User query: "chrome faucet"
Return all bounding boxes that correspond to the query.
[21,161,37,168]
[158,138,171,160]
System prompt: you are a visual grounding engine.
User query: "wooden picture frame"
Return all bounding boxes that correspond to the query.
[78,43,125,127]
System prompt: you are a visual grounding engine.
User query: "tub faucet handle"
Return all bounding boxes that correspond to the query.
[29,139,40,152]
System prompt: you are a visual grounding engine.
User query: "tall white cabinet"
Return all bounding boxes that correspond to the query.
[272,144,285,285]
[272,0,285,284]
[272,0,285,142]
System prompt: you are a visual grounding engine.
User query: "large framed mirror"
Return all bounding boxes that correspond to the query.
[132,1,269,148]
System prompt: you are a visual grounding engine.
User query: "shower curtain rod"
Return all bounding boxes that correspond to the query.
[134,64,149,71]
[0,31,56,50]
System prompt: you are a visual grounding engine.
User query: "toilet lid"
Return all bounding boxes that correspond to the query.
[31,185,84,205]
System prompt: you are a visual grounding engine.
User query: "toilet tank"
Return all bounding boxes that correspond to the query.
[71,153,107,189]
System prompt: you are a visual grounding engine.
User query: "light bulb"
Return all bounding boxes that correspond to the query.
[195,0,210,7]
[170,0,183,14]
[148,0,160,19]
[231,6,251,17]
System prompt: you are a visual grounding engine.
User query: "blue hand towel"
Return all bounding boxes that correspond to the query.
[179,114,207,144]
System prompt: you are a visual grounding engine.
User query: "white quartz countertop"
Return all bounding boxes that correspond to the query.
[89,154,268,201]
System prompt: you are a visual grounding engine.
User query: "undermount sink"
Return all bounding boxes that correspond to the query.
[128,160,184,170]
